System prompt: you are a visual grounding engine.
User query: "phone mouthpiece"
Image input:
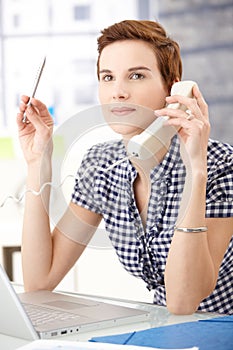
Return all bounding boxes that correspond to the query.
[127,116,175,159]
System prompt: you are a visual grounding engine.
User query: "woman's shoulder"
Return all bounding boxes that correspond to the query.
[207,138,233,165]
[89,138,124,154]
[83,139,126,164]
[207,138,233,186]
[206,139,233,214]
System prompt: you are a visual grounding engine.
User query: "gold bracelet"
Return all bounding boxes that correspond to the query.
[174,226,208,233]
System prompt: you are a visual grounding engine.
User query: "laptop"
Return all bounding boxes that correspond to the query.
[0,264,149,340]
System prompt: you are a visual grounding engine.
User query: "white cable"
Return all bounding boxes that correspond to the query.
[0,175,74,207]
[0,155,132,207]
[105,155,133,170]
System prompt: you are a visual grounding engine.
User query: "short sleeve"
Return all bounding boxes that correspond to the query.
[70,139,126,214]
[71,145,102,214]
[206,141,233,218]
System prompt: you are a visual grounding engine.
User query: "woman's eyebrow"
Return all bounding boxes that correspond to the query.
[99,69,112,74]
[99,66,151,74]
[128,66,151,72]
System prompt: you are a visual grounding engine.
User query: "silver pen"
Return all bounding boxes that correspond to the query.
[22,56,46,123]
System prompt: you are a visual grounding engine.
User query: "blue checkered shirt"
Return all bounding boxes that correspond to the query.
[71,136,233,314]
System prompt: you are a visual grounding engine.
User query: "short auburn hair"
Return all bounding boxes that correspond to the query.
[97,20,182,92]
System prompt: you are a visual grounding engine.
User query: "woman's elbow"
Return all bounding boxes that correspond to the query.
[166,299,198,315]
[166,292,200,315]
[23,277,55,292]
[166,282,216,315]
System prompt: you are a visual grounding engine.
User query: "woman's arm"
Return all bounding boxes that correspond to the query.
[17,97,102,291]
[22,200,102,292]
[155,85,233,314]
[165,175,233,314]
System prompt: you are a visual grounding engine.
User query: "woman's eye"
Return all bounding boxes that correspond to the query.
[130,72,144,80]
[102,75,113,82]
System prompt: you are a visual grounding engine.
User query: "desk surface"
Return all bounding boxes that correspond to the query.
[0,284,218,350]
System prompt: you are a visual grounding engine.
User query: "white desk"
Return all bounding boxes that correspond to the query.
[0,284,218,350]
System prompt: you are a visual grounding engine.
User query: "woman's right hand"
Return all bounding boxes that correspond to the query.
[17,95,54,164]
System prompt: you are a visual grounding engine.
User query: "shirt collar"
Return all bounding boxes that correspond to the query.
[110,136,183,185]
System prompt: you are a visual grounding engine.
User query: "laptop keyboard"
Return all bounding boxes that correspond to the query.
[23,303,79,326]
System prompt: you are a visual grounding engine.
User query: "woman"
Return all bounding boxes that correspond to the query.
[17,20,233,315]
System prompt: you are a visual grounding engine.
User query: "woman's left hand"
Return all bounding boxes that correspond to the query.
[154,84,210,170]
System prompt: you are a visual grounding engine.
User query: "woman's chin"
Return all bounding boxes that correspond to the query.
[108,124,143,137]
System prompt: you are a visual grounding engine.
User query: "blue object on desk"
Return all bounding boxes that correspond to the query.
[90,315,233,350]
[200,315,233,323]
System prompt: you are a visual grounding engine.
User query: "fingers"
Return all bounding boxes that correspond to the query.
[26,103,53,133]
[154,105,189,121]
[16,111,26,128]
[185,109,195,120]
[154,86,210,142]
[17,96,30,129]
[155,84,209,124]
[17,95,54,131]
[165,95,201,121]
[19,95,48,114]
[19,95,29,113]
[192,84,208,118]
[29,97,49,115]
[21,95,30,104]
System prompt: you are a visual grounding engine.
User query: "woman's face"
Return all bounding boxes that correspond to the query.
[98,40,169,137]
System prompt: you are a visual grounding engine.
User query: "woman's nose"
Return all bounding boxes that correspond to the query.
[112,82,129,100]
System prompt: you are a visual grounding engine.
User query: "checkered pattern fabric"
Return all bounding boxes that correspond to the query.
[71,136,233,314]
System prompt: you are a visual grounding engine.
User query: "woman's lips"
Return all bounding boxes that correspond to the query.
[110,106,136,116]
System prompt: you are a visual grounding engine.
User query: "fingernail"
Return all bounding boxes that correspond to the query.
[154,110,161,117]
[27,105,33,114]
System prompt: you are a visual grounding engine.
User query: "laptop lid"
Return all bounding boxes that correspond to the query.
[0,264,39,340]
[0,264,149,340]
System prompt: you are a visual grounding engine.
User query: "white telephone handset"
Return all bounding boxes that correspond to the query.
[127,80,196,159]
